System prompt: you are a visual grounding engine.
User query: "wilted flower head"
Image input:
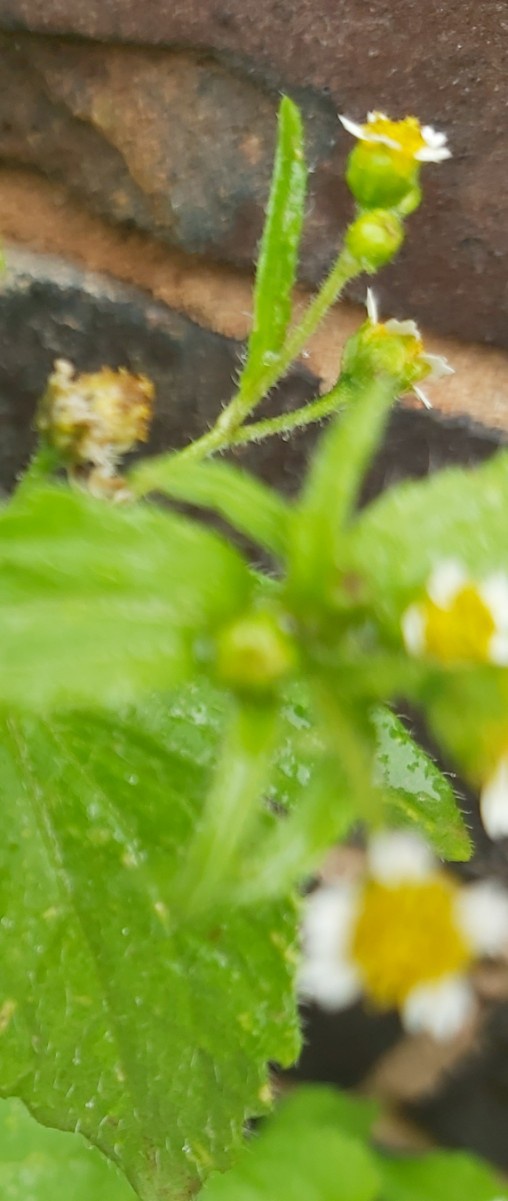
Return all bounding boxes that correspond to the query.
[340,112,451,164]
[402,560,508,664]
[38,360,155,493]
[300,831,508,1040]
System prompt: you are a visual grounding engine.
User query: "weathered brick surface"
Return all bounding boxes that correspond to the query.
[0,35,340,283]
[0,1,506,347]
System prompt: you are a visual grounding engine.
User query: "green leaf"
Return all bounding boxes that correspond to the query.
[240,95,307,386]
[130,459,291,558]
[0,1096,134,1199]
[289,375,397,603]
[373,707,472,860]
[345,449,508,632]
[0,484,252,710]
[0,698,300,1201]
[379,1148,507,1201]
[201,1086,380,1201]
[275,1084,378,1141]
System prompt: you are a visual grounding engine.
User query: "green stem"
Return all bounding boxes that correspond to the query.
[228,376,355,447]
[236,685,381,905]
[161,248,360,469]
[129,376,356,497]
[236,758,354,905]
[288,372,399,598]
[314,681,382,825]
[217,248,358,437]
[175,700,279,915]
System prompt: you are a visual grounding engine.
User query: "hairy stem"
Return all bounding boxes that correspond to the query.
[167,248,360,467]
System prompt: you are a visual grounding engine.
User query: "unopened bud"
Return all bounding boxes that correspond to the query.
[346,141,420,210]
[345,209,404,272]
[216,611,297,694]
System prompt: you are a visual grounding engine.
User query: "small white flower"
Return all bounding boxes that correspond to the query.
[300,832,508,1040]
[340,111,451,163]
[402,560,508,666]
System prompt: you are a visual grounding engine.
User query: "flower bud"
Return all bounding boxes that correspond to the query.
[216,610,297,694]
[346,142,420,210]
[341,294,453,400]
[345,209,404,272]
[341,322,417,386]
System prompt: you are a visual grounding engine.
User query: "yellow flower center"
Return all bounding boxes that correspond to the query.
[350,878,471,1008]
[423,585,496,663]
[364,113,426,160]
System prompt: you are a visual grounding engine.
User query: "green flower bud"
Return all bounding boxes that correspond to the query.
[346,142,420,210]
[345,209,404,273]
[216,611,297,694]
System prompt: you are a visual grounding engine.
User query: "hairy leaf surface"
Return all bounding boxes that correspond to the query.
[374,708,471,860]
[0,485,251,709]
[0,695,300,1200]
[240,95,307,386]
[346,451,508,631]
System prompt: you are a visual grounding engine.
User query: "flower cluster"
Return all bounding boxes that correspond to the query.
[300,832,508,1040]
[402,561,508,666]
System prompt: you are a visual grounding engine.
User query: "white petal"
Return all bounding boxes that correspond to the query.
[489,633,508,666]
[299,885,362,1010]
[367,831,434,885]
[339,114,366,140]
[367,110,389,124]
[455,881,508,956]
[415,145,452,162]
[302,884,359,963]
[481,758,508,839]
[402,604,426,655]
[384,317,420,338]
[403,975,474,1040]
[367,131,401,150]
[366,288,378,324]
[480,574,508,632]
[412,384,432,410]
[421,125,448,148]
[298,956,362,1010]
[427,560,467,607]
[420,352,454,380]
